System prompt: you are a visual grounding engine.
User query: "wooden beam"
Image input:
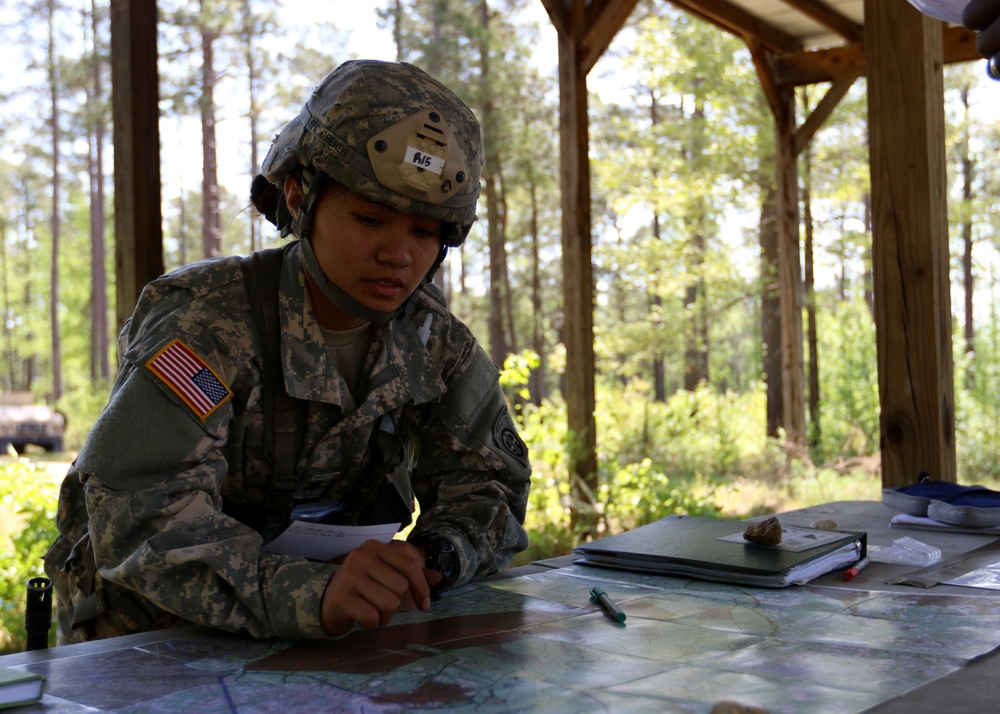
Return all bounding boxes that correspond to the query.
[751,41,807,446]
[539,0,568,37]
[866,0,955,487]
[581,0,642,75]
[794,75,857,156]
[777,26,980,86]
[747,39,783,118]
[667,0,803,55]
[780,0,863,43]
[110,0,163,335]
[556,0,599,524]
[774,91,806,446]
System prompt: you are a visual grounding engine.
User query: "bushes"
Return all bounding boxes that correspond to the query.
[0,449,60,653]
[507,372,881,567]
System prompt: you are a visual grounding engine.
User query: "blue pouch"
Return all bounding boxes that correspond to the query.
[881,481,988,517]
[927,489,1000,528]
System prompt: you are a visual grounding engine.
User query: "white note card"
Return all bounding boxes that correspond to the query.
[907,0,968,24]
[262,521,400,561]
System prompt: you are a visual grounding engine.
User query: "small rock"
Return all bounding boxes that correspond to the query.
[743,516,782,546]
[810,519,839,530]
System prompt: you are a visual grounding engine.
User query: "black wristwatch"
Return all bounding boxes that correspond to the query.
[421,537,458,596]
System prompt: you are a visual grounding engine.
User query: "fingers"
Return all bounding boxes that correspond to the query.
[964,0,1000,58]
[964,0,999,29]
[320,539,435,637]
[978,23,1000,60]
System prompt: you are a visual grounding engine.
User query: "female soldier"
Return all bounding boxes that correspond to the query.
[45,60,531,642]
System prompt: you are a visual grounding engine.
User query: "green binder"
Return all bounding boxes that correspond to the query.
[573,514,867,588]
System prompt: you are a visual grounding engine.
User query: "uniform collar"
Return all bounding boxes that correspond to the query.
[277,242,446,409]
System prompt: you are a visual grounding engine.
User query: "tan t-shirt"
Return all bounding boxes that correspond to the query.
[318,323,371,398]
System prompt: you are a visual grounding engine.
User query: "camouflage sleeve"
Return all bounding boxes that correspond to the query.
[408,340,531,586]
[78,306,336,640]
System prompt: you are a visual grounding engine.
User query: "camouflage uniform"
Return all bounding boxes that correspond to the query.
[44,241,531,642]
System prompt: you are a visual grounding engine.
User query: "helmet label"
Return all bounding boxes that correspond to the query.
[403,145,445,175]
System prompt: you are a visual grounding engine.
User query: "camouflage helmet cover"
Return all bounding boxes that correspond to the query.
[261,60,483,246]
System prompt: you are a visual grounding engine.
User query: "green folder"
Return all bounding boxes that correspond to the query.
[0,666,45,709]
[573,514,867,588]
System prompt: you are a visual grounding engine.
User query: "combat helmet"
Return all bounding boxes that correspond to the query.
[259,60,484,324]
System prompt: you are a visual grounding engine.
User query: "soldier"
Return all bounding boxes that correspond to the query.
[44,60,531,643]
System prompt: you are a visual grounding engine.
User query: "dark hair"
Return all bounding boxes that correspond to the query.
[250,174,282,227]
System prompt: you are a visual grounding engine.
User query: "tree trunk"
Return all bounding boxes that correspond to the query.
[244,0,261,253]
[802,138,819,446]
[760,180,782,437]
[529,175,546,406]
[480,1,508,362]
[651,212,666,402]
[200,6,221,259]
[863,193,874,316]
[498,169,517,356]
[650,94,665,402]
[683,101,708,390]
[47,0,62,403]
[391,0,403,62]
[960,85,974,383]
[89,0,110,382]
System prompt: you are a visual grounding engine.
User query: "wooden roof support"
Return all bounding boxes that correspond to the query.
[539,0,656,524]
[780,0,863,43]
[777,25,980,86]
[540,0,602,526]
[748,40,807,445]
[794,75,858,156]
[110,0,163,334]
[866,0,955,486]
[667,0,803,54]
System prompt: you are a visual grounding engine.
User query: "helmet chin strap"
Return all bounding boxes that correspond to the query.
[298,236,401,325]
[292,168,444,326]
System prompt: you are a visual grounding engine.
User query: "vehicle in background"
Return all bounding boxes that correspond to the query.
[0,392,66,453]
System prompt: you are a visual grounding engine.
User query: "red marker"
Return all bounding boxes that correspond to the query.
[842,556,871,581]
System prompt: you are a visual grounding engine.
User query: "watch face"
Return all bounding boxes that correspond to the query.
[428,540,458,583]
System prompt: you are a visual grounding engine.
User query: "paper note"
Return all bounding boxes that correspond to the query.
[262,521,400,561]
[907,0,968,24]
[718,524,851,552]
[945,560,1000,590]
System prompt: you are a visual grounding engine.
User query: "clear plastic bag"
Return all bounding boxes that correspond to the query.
[867,536,942,566]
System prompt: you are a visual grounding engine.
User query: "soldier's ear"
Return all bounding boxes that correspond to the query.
[283,175,304,218]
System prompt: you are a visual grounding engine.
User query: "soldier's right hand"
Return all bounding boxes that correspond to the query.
[319,539,441,637]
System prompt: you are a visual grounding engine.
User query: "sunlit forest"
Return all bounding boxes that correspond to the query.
[4,1,1000,650]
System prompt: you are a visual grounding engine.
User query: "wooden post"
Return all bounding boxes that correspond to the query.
[774,90,806,446]
[749,42,807,446]
[556,1,598,525]
[865,0,955,486]
[110,0,163,335]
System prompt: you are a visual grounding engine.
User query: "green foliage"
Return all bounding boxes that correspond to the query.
[510,370,883,567]
[56,379,111,452]
[956,313,1000,481]
[0,451,59,653]
[814,297,880,462]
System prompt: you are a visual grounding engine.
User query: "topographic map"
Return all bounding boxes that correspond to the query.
[23,563,1000,713]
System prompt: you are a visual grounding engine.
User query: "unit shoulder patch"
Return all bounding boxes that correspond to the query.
[146,339,233,420]
[493,407,528,465]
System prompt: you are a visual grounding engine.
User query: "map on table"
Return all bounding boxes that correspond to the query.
[26,566,1000,713]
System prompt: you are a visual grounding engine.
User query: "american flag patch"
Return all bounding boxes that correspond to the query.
[146,339,232,420]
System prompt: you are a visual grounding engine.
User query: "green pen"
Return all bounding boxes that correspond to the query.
[590,585,626,623]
